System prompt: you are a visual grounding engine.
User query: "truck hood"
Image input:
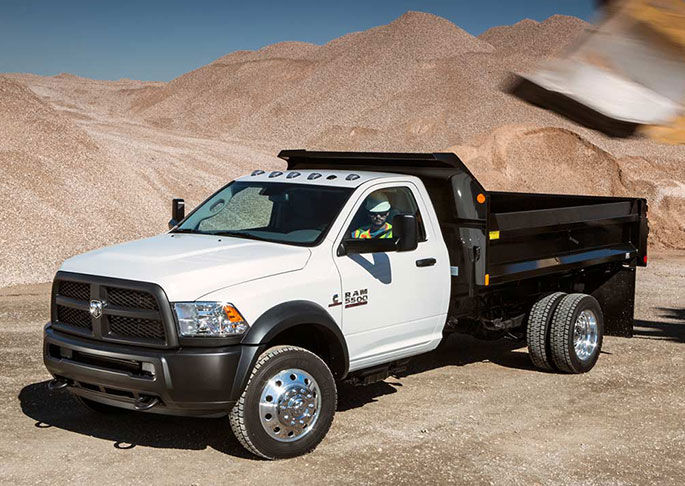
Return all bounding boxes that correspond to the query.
[60,234,311,301]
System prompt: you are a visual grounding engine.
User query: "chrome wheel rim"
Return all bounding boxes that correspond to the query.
[259,368,321,442]
[573,309,599,361]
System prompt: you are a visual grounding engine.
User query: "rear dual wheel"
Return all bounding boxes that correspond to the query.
[527,293,604,373]
[550,294,604,373]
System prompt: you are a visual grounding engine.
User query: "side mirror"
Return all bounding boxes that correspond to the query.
[168,198,185,229]
[393,214,418,252]
[338,238,395,256]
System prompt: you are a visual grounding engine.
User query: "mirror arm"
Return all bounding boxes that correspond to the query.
[337,242,347,257]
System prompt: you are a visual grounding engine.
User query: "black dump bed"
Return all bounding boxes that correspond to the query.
[487,191,648,285]
[279,150,648,290]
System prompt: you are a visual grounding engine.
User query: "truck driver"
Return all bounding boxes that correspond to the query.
[352,194,393,239]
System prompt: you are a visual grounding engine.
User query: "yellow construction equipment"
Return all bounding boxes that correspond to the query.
[513,0,684,143]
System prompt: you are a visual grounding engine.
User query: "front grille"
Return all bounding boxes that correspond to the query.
[106,287,158,310]
[52,274,171,347]
[109,315,165,340]
[56,305,92,330]
[58,280,90,301]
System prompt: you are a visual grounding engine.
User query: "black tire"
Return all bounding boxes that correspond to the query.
[526,292,566,370]
[76,395,126,414]
[549,294,604,373]
[229,345,337,459]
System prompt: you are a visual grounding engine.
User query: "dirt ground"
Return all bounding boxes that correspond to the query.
[0,255,683,485]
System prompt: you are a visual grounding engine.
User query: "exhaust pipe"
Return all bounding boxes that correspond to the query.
[134,396,160,411]
[48,378,69,391]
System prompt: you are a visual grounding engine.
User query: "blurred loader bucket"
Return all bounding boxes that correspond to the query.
[642,115,685,144]
[512,0,684,142]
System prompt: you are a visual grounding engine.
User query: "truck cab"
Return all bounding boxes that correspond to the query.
[43,150,648,459]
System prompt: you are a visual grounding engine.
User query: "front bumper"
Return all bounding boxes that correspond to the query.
[43,324,260,417]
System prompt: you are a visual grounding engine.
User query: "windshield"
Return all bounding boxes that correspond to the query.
[174,181,353,246]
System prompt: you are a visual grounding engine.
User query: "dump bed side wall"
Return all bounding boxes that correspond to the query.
[486,191,647,285]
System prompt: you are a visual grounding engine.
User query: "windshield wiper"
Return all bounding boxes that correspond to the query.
[212,231,272,242]
[170,228,206,234]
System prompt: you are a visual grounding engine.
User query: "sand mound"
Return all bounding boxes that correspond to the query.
[0,75,278,287]
[131,10,494,140]
[0,76,97,157]
[449,125,685,249]
[127,10,681,171]
[479,15,588,56]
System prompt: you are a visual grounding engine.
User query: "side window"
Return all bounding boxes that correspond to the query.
[346,187,427,241]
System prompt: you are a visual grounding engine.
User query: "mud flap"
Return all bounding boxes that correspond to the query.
[591,265,636,337]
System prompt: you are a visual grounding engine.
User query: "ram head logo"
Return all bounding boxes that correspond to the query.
[89,300,106,319]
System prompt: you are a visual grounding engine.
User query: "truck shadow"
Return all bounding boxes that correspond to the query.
[337,333,533,411]
[19,335,533,454]
[18,382,256,459]
[348,253,392,284]
[633,307,685,343]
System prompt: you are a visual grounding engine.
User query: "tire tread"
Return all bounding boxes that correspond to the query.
[550,293,588,373]
[527,292,566,370]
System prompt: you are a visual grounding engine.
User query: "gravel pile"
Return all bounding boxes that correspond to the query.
[479,15,588,56]
[0,75,278,287]
[449,125,685,249]
[0,11,682,287]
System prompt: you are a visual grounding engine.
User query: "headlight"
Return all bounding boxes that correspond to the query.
[173,302,249,337]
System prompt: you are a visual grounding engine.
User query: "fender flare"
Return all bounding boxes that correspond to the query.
[230,301,349,401]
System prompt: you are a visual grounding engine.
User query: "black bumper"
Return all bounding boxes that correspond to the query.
[43,324,261,417]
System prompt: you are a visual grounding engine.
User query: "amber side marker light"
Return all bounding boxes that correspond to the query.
[476,193,486,204]
[223,304,245,323]
[484,274,490,286]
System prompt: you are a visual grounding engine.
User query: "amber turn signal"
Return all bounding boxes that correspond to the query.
[223,304,246,323]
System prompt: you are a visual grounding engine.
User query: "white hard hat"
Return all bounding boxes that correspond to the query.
[365,194,391,213]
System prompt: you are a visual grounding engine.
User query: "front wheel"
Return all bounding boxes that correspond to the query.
[229,345,337,459]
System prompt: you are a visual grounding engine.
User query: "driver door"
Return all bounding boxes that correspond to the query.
[333,183,447,372]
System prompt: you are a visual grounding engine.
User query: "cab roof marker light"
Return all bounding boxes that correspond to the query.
[286,172,301,179]
[326,174,337,180]
[269,171,283,178]
[251,170,265,176]
[346,174,360,181]
[307,173,322,180]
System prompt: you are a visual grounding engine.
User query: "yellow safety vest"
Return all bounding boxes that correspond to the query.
[352,223,393,239]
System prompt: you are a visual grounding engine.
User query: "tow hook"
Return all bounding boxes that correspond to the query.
[48,378,69,391]
[134,396,160,411]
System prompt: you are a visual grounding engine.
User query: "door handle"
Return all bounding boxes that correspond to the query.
[415,258,436,267]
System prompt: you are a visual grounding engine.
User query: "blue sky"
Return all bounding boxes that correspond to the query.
[0,0,595,81]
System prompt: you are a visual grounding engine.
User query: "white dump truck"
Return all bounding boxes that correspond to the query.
[44,151,648,459]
